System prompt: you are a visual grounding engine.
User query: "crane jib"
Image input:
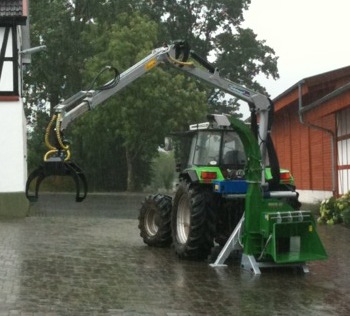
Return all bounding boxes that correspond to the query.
[25,40,272,203]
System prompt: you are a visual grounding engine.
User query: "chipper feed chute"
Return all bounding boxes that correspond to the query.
[211,187,328,274]
[262,211,328,264]
[239,187,328,274]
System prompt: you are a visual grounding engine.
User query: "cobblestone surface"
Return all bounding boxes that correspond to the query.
[0,193,349,315]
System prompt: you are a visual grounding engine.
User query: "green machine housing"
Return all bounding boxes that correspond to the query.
[199,115,328,273]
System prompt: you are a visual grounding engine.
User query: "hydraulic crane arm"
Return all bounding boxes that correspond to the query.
[26,40,272,202]
[55,41,270,131]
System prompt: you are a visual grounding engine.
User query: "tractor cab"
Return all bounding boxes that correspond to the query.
[176,114,294,191]
[186,116,247,181]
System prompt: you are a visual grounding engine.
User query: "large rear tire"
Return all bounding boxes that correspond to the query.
[171,181,215,260]
[138,194,172,247]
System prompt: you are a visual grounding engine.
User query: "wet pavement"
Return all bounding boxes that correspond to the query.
[0,192,349,315]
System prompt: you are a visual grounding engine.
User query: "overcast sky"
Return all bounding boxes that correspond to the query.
[242,0,350,100]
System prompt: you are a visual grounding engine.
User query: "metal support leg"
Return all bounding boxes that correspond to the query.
[209,214,310,274]
[210,215,244,267]
[240,253,310,275]
[240,254,262,274]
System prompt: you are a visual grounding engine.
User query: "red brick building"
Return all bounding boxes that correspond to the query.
[272,66,350,203]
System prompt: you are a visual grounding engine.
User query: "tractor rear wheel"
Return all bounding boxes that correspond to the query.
[171,180,215,260]
[138,194,172,247]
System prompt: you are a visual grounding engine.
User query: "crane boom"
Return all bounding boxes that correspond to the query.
[26,40,272,202]
[55,42,270,130]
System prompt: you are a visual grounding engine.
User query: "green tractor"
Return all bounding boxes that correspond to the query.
[24,38,327,273]
[138,113,327,273]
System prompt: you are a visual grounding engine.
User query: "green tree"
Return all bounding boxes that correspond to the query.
[24,0,96,190]
[25,0,280,192]
[69,109,127,191]
[150,151,176,191]
[78,12,207,191]
[26,111,50,171]
[142,1,279,81]
[138,0,279,112]
[27,0,93,112]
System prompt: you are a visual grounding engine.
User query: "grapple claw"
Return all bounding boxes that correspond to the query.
[25,166,46,202]
[25,158,88,202]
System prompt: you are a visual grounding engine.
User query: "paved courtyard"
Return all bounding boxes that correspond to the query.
[0,193,349,315]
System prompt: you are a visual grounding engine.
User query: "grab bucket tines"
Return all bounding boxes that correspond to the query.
[25,158,87,202]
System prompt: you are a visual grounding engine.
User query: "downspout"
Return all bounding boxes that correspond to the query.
[297,81,336,196]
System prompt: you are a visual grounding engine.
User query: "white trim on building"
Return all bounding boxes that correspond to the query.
[298,190,333,204]
[337,107,350,195]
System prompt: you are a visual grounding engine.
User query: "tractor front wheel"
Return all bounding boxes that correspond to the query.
[171,181,215,260]
[138,194,172,247]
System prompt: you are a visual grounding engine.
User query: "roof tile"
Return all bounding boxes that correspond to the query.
[0,0,27,24]
[0,0,23,17]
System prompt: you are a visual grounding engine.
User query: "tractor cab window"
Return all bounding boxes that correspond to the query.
[190,131,221,166]
[222,132,246,167]
[187,130,246,168]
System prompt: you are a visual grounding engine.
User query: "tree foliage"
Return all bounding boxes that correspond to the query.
[72,12,207,190]
[25,0,280,192]
[149,151,176,192]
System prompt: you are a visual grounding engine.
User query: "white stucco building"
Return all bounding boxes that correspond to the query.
[0,1,29,216]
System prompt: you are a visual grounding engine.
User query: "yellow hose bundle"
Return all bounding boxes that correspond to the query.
[43,114,71,161]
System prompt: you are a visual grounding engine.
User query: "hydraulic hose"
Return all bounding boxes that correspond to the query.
[266,100,280,187]
[43,113,71,161]
[167,54,194,67]
[55,113,69,150]
[43,149,71,162]
[44,114,57,150]
[189,50,215,73]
